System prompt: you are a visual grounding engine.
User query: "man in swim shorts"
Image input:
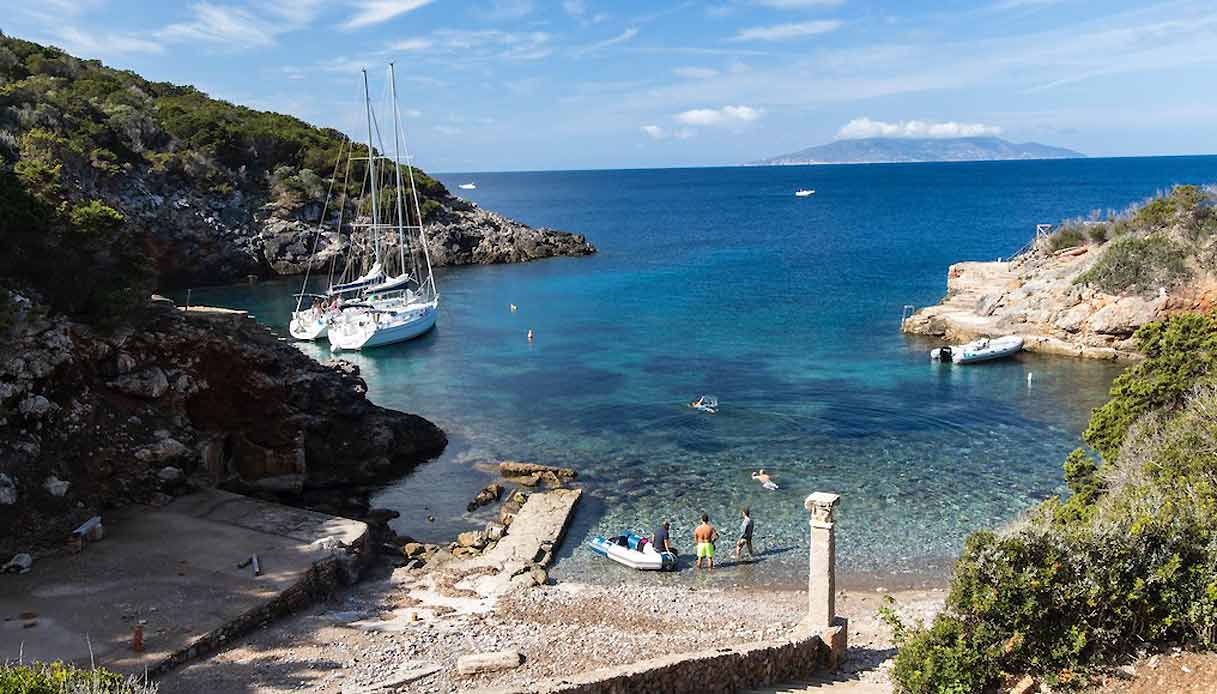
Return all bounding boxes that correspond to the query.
[735,507,755,561]
[694,512,719,570]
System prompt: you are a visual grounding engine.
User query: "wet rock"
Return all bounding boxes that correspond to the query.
[43,476,70,497]
[0,474,16,505]
[402,542,426,558]
[499,461,576,480]
[158,466,184,484]
[18,395,51,418]
[2,553,32,574]
[108,366,169,399]
[466,482,502,512]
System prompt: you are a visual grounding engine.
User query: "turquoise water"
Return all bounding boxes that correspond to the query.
[184,156,1216,588]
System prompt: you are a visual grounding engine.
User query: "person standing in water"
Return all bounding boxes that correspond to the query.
[694,513,719,570]
[735,507,755,561]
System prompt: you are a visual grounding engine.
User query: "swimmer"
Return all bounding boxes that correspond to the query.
[752,469,779,491]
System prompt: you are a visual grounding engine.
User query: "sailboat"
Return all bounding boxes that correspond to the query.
[289,64,440,350]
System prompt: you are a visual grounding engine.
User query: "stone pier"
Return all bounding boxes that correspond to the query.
[805,491,847,669]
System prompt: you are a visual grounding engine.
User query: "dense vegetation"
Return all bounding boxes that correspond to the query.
[0,661,157,693]
[887,312,1217,692]
[0,32,448,324]
[1042,185,1217,295]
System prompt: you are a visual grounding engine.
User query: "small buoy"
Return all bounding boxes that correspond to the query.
[510,303,517,312]
[1027,373,1034,384]
[527,329,534,342]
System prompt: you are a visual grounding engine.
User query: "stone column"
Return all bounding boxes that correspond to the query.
[804,491,840,629]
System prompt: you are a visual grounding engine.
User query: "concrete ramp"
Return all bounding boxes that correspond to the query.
[0,489,368,675]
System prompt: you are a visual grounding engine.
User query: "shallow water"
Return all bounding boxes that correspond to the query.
[182,156,1217,588]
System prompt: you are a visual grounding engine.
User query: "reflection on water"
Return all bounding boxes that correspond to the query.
[173,158,1217,588]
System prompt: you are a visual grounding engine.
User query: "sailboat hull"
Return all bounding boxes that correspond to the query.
[289,311,330,341]
[329,303,437,350]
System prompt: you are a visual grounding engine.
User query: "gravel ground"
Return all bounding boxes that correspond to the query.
[158,572,945,694]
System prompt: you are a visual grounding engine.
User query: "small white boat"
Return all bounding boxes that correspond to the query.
[689,394,718,414]
[588,533,676,571]
[931,335,1024,364]
[795,189,815,197]
[459,182,476,190]
[289,306,330,341]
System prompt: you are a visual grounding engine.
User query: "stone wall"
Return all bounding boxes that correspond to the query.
[484,625,830,694]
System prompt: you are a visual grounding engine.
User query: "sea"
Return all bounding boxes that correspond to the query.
[184,155,1217,589]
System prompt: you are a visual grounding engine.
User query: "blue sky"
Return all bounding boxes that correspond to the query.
[5,0,1217,171]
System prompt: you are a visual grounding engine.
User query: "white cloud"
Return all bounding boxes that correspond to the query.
[836,117,1004,139]
[731,20,842,41]
[641,124,666,139]
[673,66,719,79]
[344,0,434,30]
[391,37,433,51]
[426,29,552,61]
[576,27,639,55]
[161,3,277,47]
[675,105,762,126]
[46,26,164,56]
[755,0,844,8]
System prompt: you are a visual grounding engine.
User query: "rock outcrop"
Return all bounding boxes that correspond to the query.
[902,246,1214,360]
[0,297,447,556]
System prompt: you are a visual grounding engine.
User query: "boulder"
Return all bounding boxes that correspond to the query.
[18,395,51,418]
[158,466,184,484]
[0,474,16,505]
[43,476,70,497]
[108,366,170,399]
[499,461,576,480]
[1086,296,1160,337]
[456,649,523,675]
[467,482,503,512]
[457,530,488,549]
[2,553,32,574]
[485,521,507,541]
[136,438,190,463]
[1054,302,1092,333]
[401,542,426,558]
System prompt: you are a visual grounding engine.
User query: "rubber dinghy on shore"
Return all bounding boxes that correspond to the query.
[931,335,1024,364]
[588,533,677,571]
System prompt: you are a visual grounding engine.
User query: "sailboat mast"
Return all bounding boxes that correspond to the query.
[388,62,408,281]
[392,63,439,300]
[362,69,381,268]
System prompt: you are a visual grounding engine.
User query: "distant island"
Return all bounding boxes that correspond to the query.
[751,136,1084,165]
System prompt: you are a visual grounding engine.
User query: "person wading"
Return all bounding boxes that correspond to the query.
[694,513,719,571]
[735,507,755,561]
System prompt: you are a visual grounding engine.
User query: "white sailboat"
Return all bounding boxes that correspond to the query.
[289,64,440,350]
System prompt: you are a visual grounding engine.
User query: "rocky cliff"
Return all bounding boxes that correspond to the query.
[903,185,1217,359]
[0,295,447,557]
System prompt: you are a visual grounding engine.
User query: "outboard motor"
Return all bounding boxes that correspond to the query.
[931,346,952,362]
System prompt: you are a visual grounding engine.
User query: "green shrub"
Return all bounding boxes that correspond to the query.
[891,313,1217,693]
[1074,234,1189,295]
[1086,224,1109,244]
[1047,224,1087,252]
[0,661,158,693]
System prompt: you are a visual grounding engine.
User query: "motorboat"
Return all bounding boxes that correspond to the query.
[689,394,718,414]
[459,182,477,190]
[588,533,677,571]
[931,335,1024,364]
[795,189,815,197]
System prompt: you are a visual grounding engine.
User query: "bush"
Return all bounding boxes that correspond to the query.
[1047,224,1087,252]
[1074,234,1189,295]
[891,313,1217,693]
[0,661,158,693]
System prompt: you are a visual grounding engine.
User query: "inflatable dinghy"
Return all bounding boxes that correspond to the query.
[588,532,677,571]
[931,335,1023,364]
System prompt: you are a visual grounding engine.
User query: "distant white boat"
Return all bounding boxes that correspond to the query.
[931,335,1024,364]
[795,189,815,197]
[459,182,476,190]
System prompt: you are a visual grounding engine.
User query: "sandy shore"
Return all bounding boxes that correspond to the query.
[158,569,945,693]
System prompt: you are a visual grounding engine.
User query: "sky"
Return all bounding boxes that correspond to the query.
[4,0,1217,172]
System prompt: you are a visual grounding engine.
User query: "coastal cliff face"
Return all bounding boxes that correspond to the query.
[0,296,447,557]
[903,185,1217,360]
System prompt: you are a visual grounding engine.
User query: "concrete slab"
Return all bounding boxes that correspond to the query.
[0,489,367,676]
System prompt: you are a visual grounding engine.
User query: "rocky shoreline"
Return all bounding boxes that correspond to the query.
[0,295,447,559]
[902,244,1215,361]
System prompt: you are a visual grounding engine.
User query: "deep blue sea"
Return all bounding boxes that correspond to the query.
[185,156,1216,588]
